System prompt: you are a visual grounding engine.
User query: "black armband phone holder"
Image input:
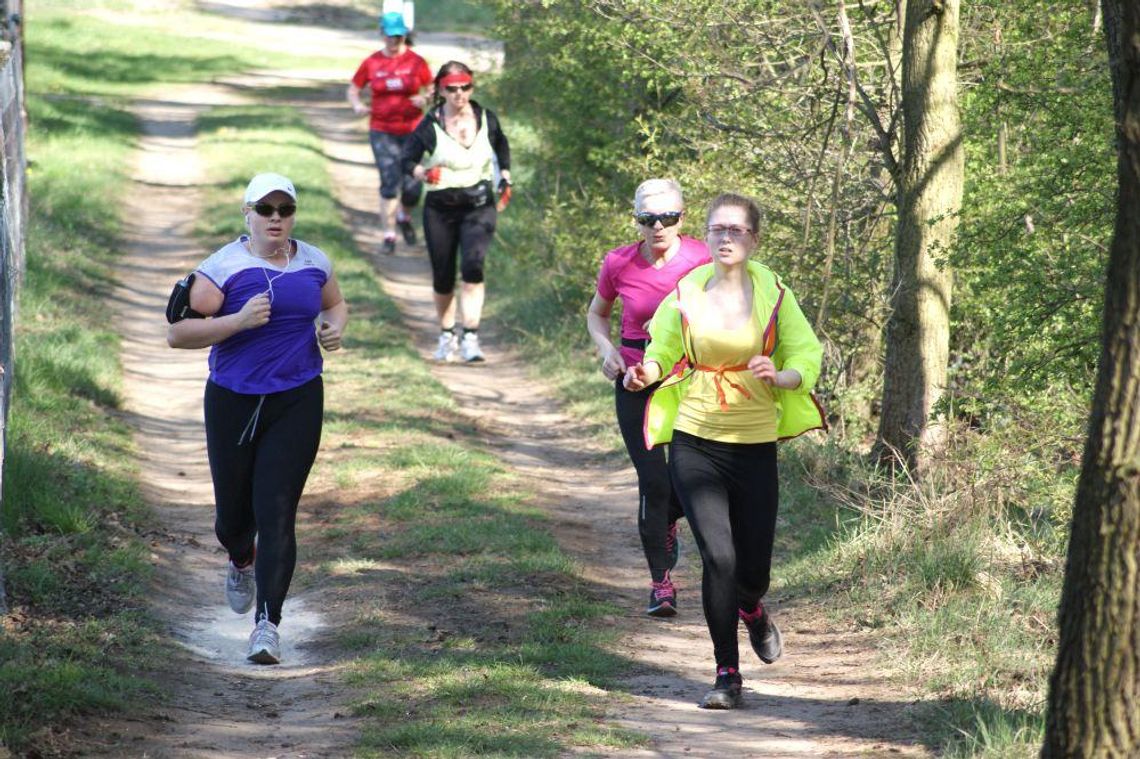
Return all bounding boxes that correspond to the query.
[166,272,205,324]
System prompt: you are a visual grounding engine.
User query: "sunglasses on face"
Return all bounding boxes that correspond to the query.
[635,211,683,228]
[707,224,753,239]
[444,83,474,93]
[248,202,297,218]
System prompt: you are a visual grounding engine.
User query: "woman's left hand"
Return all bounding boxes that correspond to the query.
[318,320,343,351]
[748,355,801,389]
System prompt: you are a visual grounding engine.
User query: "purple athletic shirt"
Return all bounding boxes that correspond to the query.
[595,235,711,367]
[196,237,332,395]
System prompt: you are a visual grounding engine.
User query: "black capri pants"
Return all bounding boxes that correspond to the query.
[205,376,324,626]
[669,430,779,670]
[423,198,497,294]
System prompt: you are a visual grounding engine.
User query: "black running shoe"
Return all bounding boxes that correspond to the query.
[397,216,416,245]
[381,237,396,256]
[699,666,743,709]
[647,576,677,617]
[740,601,783,664]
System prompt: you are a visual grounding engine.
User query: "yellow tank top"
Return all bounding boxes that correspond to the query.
[673,285,778,443]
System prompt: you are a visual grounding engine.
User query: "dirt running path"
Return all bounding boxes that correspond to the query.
[108,89,355,757]
[102,2,931,756]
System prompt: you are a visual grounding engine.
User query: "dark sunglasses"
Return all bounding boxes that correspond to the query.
[249,202,297,218]
[635,211,683,228]
[444,83,474,93]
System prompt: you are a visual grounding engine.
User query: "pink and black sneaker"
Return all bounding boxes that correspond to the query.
[740,601,783,664]
[647,574,677,618]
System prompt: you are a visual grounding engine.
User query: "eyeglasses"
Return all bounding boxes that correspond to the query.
[444,84,474,93]
[707,225,752,239]
[248,202,297,218]
[635,211,683,228]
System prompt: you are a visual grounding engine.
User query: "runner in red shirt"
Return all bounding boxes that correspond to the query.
[348,12,433,255]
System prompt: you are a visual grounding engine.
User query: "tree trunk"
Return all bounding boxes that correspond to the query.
[1041,1,1140,754]
[873,0,963,472]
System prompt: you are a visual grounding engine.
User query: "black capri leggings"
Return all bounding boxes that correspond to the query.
[669,430,779,670]
[423,201,497,294]
[205,376,324,625]
[614,378,684,581]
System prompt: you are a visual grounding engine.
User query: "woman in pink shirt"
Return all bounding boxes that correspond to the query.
[586,178,712,617]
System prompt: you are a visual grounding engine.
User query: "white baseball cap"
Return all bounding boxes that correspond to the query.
[244,172,297,204]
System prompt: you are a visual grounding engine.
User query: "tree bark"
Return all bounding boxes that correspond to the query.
[1041,1,1140,754]
[873,0,963,471]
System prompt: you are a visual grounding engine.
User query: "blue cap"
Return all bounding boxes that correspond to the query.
[380,11,409,36]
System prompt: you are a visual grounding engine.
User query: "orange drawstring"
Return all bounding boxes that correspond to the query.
[693,362,752,411]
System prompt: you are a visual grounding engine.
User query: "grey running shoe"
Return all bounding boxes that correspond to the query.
[740,601,783,664]
[433,331,458,362]
[225,560,255,614]
[699,666,743,709]
[647,575,677,618]
[460,331,485,362]
[247,619,281,665]
[381,237,397,256]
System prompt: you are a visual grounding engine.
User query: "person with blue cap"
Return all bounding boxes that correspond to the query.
[348,10,433,255]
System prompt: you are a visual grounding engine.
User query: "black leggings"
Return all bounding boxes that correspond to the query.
[614,379,684,581]
[669,430,779,670]
[423,201,497,294]
[204,377,324,625]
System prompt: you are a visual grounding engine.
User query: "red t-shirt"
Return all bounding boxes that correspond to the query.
[351,49,433,135]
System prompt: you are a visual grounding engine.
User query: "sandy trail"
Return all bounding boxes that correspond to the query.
[99,2,930,756]
[108,88,353,758]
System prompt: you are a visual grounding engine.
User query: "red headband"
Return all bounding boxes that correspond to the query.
[439,72,473,88]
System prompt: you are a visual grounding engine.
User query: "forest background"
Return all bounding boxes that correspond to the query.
[0,0,1115,756]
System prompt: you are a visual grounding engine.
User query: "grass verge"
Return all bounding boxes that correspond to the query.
[0,73,158,756]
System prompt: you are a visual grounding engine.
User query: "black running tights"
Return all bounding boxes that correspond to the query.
[614,379,684,581]
[423,201,497,293]
[669,430,779,670]
[205,377,323,625]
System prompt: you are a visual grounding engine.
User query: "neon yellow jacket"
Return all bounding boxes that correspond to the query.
[641,261,827,448]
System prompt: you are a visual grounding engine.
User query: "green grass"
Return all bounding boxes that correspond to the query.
[193,95,644,754]
[773,442,1063,757]
[28,1,361,102]
[0,60,157,756]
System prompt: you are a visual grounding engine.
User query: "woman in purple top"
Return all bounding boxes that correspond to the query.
[586,178,711,616]
[168,173,348,665]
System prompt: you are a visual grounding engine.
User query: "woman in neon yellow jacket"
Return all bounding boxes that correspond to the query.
[624,192,825,709]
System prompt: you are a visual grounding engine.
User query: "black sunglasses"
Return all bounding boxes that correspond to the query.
[444,84,474,93]
[249,202,297,218]
[635,211,683,228]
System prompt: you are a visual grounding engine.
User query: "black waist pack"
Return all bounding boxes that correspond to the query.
[166,272,205,324]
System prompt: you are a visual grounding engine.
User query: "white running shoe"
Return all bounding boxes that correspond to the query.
[460,331,485,362]
[247,619,281,665]
[225,560,255,614]
[433,331,459,362]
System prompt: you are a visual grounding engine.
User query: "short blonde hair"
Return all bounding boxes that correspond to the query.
[633,178,683,213]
